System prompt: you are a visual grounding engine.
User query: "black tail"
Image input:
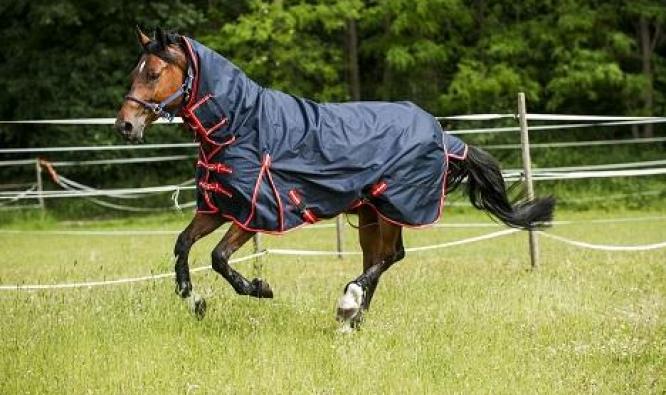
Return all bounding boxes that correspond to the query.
[447,145,555,230]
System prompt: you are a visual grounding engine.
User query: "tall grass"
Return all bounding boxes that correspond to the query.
[0,210,664,393]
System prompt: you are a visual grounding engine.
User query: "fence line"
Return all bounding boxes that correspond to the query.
[2,224,665,291]
[507,159,666,173]
[539,232,666,252]
[448,118,666,135]
[2,134,664,159]
[1,214,664,236]
[0,142,198,154]
[484,136,666,150]
[3,114,664,125]
[0,229,519,291]
[525,167,666,181]
[1,166,664,201]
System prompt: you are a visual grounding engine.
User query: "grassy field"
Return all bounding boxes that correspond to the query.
[0,208,664,394]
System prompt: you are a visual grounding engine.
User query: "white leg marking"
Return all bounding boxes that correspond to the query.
[339,283,363,311]
[337,283,364,332]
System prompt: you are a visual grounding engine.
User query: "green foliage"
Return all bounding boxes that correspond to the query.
[203,0,362,102]
[0,0,664,217]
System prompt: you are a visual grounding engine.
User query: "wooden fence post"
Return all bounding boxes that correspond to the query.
[253,233,262,253]
[517,92,540,269]
[336,215,344,259]
[35,159,45,211]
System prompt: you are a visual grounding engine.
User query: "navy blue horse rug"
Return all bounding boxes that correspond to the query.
[179,37,468,234]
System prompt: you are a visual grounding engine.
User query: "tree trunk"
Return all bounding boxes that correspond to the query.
[639,15,654,137]
[381,15,392,100]
[345,19,361,101]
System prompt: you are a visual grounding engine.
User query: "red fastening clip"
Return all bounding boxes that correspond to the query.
[288,189,318,224]
[197,160,232,174]
[302,208,318,224]
[370,181,388,197]
[198,181,232,198]
[288,189,302,205]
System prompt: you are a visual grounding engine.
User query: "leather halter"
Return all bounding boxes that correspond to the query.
[124,67,194,122]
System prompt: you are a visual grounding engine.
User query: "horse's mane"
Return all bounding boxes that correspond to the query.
[143,29,182,63]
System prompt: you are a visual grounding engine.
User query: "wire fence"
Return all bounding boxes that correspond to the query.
[1,110,664,290]
[1,215,665,291]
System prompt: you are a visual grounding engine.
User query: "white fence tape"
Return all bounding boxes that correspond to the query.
[0,229,518,291]
[524,114,666,122]
[0,118,183,125]
[540,232,666,251]
[3,114,663,125]
[515,159,666,173]
[0,185,37,206]
[0,184,196,199]
[484,136,666,150]
[0,142,197,154]
[529,167,666,181]
[1,216,665,290]
[2,135,663,156]
[49,155,195,167]
[0,252,267,291]
[2,164,664,201]
[449,118,666,135]
[0,159,38,167]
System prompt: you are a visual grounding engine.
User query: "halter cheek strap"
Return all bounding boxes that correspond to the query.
[124,67,194,122]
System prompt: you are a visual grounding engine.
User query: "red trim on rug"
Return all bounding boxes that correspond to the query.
[446,144,468,161]
[264,165,285,232]
[243,154,270,228]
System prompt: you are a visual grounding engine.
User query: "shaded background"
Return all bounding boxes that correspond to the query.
[0,0,664,216]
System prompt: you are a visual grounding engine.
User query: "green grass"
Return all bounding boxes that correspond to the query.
[1,209,665,394]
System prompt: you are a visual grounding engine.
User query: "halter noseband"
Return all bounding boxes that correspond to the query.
[124,67,194,122]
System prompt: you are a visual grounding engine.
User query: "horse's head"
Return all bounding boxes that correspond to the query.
[115,27,188,143]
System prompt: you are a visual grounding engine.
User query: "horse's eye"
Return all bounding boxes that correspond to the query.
[147,71,160,81]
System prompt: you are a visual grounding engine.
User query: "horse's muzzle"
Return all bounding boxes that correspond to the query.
[114,118,143,143]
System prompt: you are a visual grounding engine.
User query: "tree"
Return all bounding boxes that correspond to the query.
[625,0,665,137]
[203,0,363,102]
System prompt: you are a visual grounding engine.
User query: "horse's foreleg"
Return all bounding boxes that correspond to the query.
[211,224,273,298]
[174,213,224,319]
[174,213,223,297]
[337,209,403,329]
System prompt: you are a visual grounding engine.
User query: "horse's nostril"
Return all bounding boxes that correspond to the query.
[123,122,133,133]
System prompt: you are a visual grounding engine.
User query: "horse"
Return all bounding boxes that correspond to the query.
[115,27,555,329]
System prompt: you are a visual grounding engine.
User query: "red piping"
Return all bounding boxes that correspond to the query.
[243,154,270,227]
[264,164,285,232]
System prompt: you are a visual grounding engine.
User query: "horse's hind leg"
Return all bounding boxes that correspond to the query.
[337,208,403,329]
[174,213,223,318]
[211,223,274,299]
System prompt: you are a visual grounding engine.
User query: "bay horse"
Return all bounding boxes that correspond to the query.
[115,28,555,329]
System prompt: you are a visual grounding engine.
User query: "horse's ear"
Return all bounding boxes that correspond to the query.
[136,25,151,48]
[156,27,168,49]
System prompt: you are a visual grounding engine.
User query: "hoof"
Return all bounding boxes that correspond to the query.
[188,293,207,320]
[250,278,274,299]
[336,283,364,331]
[175,280,192,299]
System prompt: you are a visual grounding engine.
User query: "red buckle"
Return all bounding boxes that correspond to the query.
[288,189,302,205]
[370,181,388,197]
[302,209,318,224]
[288,189,318,224]
[198,181,232,198]
[197,160,232,174]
